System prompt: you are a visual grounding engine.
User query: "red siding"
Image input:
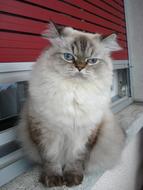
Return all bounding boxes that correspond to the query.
[0,0,128,62]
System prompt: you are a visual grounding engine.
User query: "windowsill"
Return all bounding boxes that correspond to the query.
[1,102,143,188]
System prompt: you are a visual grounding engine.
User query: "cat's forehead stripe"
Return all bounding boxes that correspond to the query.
[71,36,93,56]
[79,36,88,52]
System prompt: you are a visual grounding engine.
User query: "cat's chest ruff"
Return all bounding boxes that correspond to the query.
[44,81,107,126]
[54,82,96,109]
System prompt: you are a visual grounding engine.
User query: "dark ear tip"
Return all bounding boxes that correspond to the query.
[48,20,65,36]
[48,19,56,26]
[111,33,117,39]
[111,32,118,39]
[41,33,47,38]
[100,35,108,40]
[100,32,118,40]
[112,31,118,35]
[48,20,57,29]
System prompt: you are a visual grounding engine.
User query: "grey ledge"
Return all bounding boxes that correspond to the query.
[1,103,143,190]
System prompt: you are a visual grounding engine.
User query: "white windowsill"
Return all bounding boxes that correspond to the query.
[0,60,129,84]
[1,103,143,188]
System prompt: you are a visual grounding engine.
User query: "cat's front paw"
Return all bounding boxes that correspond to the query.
[40,173,65,187]
[64,172,84,187]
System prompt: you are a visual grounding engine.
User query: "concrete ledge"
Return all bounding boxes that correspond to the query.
[1,103,143,190]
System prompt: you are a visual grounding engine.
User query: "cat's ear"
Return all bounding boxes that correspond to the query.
[101,34,122,52]
[42,21,64,46]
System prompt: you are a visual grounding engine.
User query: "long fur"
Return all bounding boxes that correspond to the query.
[18,25,125,186]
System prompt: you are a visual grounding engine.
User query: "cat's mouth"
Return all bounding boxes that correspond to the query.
[73,70,86,78]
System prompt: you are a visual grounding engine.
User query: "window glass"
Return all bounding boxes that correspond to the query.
[0,82,28,131]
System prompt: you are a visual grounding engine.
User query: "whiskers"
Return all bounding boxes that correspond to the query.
[65,67,96,80]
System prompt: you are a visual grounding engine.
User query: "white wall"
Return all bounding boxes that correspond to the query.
[125,0,143,101]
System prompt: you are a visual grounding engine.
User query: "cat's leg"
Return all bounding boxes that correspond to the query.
[62,122,103,186]
[63,159,84,187]
[86,111,125,174]
[39,161,64,187]
[28,116,65,187]
[63,136,91,187]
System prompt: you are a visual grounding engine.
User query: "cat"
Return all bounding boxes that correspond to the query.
[19,22,125,187]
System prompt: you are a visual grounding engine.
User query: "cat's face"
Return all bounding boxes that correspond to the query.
[43,22,121,79]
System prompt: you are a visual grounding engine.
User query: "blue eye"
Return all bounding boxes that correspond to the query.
[63,53,75,62]
[87,58,98,64]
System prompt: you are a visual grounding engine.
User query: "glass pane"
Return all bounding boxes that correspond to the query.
[111,68,130,102]
[0,81,28,131]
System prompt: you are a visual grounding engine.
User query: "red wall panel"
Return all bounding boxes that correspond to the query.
[0,0,128,62]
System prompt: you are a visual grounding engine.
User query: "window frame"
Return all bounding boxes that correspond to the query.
[0,60,133,110]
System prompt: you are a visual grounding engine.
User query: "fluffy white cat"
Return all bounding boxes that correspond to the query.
[19,22,125,187]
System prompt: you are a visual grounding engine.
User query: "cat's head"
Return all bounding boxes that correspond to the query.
[42,22,121,79]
